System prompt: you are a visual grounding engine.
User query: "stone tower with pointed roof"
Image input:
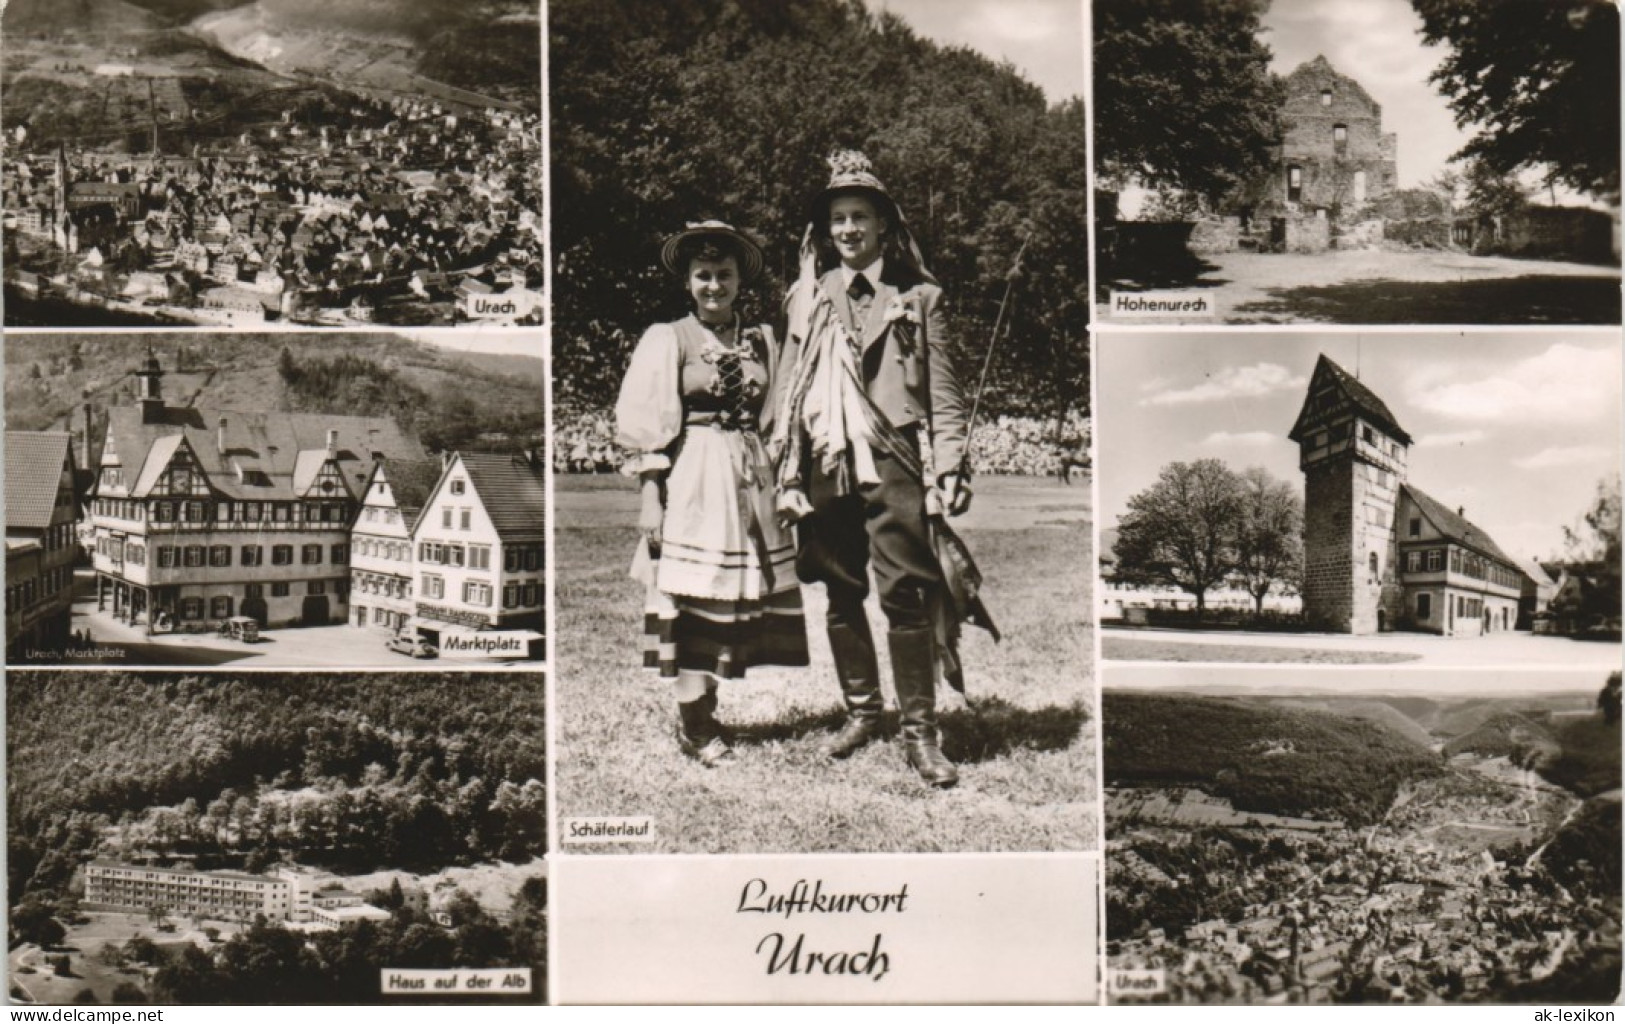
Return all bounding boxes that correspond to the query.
[1289,354,1411,633]
[1289,355,1531,635]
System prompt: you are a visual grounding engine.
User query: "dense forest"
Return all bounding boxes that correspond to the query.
[550,0,1089,433]
[7,673,546,913]
[1103,692,1441,827]
[3,333,546,457]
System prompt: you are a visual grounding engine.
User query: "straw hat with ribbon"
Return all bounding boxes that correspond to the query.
[659,220,764,282]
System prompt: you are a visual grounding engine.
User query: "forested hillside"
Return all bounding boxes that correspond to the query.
[1104,692,1441,826]
[4,333,546,456]
[550,0,1089,433]
[7,672,546,909]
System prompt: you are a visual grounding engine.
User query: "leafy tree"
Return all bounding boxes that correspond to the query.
[550,0,1087,425]
[1413,0,1620,197]
[1231,466,1303,614]
[122,935,163,966]
[1113,459,1245,617]
[1459,158,1537,221]
[110,982,148,1004]
[1094,0,1283,205]
[1601,672,1621,726]
[1564,472,1622,567]
[11,895,65,948]
[1560,472,1622,624]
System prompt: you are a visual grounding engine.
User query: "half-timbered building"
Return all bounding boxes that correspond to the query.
[86,351,426,630]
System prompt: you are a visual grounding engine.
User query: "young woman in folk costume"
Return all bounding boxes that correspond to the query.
[615,221,809,766]
[768,151,978,789]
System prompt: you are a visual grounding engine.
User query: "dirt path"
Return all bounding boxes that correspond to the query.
[1100,249,1621,325]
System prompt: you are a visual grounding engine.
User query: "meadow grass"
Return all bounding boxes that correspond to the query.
[554,475,1097,853]
[1103,637,1421,664]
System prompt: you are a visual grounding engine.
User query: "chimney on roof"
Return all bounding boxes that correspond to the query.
[82,402,94,469]
[217,416,228,455]
[326,428,338,454]
[1458,506,1464,517]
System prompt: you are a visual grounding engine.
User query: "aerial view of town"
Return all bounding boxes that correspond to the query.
[6,671,547,1004]
[1,0,542,327]
[1105,671,1621,1004]
[4,331,547,667]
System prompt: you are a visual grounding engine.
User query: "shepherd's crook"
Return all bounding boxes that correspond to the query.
[962,232,1032,474]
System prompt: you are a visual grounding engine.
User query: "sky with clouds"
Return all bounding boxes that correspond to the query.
[865,0,1084,103]
[1258,0,1466,189]
[1098,332,1622,563]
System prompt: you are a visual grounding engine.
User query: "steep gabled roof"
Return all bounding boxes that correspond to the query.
[101,404,424,503]
[5,432,76,532]
[460,452,545,543]
[130,434,187,496]
[1516,556,1556,589]
[1289,354,1412,445]
[1285,55,1382,116]
[363,457,443,533]
[1403,484,1523,573]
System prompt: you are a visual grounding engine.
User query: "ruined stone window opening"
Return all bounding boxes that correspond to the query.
[1333,124,1348,143]
[1369,551,1380,580]
[1320,89,1332,106]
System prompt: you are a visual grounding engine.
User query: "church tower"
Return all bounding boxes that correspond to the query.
[134,346,167,425]
[1288,355,1410,633]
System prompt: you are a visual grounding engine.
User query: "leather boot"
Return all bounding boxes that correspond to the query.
[819,619,886,759]
[676,691,733,767]
[889,628,958,788]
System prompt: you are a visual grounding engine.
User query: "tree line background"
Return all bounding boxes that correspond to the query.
[1093,0,1620,214]
[550,0,1089,476]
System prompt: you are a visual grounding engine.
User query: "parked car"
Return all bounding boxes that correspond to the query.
[217,616,259,643]
[385,633,437,659]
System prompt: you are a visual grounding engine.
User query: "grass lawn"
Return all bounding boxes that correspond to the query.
[1103,636,1421,664]
[1098,248,1622,325]
[1230,274,1623,324]
[554,474,1097,853]
[9,912,231,1004]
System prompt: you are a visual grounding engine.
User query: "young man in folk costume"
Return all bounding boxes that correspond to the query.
[769,150,976,789]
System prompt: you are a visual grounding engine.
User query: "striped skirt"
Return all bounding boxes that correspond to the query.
[636,425,809,681]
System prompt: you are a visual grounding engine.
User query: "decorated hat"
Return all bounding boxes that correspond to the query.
[810,149,899,226]
[659,220,764,282]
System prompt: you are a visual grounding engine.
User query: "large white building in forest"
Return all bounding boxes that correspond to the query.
[84,860,393,929]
